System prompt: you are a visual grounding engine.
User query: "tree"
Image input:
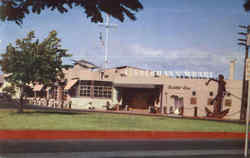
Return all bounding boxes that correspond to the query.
[0,0,143,25]
[0,30,72,112]
[244,0,250,11]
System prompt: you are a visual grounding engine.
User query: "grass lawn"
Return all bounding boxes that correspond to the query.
[0,109,246,132]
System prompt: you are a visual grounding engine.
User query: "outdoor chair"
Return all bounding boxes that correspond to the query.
[113,104,121,111]
[49,99,56,108]
[110,105,117,111]
[48,100,52,107]
[33,98,38,105]
[40,99,46,106]
[88,106,95,110]
[38,98,42,105]
[50,100,55,108]
[103,101,112,110]
[63,100,72,109]
[55,100,60,108]
[148,106,157,114]
[68,101,72,109]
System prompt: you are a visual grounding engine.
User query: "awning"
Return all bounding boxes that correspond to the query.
[33,84,44,91]
[114,83,156,89]
[64,79,78,90]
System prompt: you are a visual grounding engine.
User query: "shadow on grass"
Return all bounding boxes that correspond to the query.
[9,110,88,116]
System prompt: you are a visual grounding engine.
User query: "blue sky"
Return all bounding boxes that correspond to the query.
[0,0,249,79]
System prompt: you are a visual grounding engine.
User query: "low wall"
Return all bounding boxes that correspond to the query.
[71,97,113,110]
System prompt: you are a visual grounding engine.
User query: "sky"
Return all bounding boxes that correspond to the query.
[0,0,250,79]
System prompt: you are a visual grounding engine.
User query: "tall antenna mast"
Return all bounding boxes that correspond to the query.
[99,14,117,69]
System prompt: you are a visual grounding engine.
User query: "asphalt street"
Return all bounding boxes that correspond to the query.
[0,139,248,157]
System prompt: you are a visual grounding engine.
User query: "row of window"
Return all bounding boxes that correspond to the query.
[191,91,231,97]
[94,86,112,98]
[77,80,232,101]
[190,97,232,106]
[79,81,112,98]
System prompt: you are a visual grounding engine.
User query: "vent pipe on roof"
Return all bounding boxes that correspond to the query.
[229,59,236,80]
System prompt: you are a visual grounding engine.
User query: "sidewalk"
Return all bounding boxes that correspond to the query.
[22,103,245,124]
[0,102,244,124]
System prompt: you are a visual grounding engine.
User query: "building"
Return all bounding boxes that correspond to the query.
[61,60,242,120]
[0,60,243,120]
[0,74,21,99]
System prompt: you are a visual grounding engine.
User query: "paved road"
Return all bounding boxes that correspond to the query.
[0,139,248,157]
[0,151,246,158]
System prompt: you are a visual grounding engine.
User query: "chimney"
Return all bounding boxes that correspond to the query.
[229,59,236,80]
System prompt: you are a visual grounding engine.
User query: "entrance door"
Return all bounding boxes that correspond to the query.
[129,92,151,109]
[121,88,157,110]
[173,96,184,115]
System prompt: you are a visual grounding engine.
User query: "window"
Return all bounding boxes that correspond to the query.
[120,73,127,77]
[63,91,68,100]
[192,91,196,96]
[190,97,197,105]
[78,80,112,98]
[94,81,112,98]
[104,75,109,78]
[154,72,160,78]
[225,99,232,107]
[94,86,112,98]
[100,71,104,80]
[209,92,213,97]
[80,81,91,97]
[207,98,213,105]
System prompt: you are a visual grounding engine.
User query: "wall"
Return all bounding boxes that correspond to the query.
[162,78,242,120]
[71,97,113,110]
[71,87,119,110]
[66,64,243,120]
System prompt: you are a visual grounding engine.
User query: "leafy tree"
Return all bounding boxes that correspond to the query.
[0,0,143,25]
[0,30,72,112]
[244,0,250,11]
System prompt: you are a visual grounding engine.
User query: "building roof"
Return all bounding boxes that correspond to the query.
[64,79,78,90]
[115,66,147,71]
[98,65,148,72]
[73,59,99,69]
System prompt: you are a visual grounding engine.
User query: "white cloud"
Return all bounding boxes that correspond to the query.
[70,42,244,79]
[130,44,164,57]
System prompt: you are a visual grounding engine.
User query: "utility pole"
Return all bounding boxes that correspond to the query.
[245,58,250,158]
[238,25,250,121]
